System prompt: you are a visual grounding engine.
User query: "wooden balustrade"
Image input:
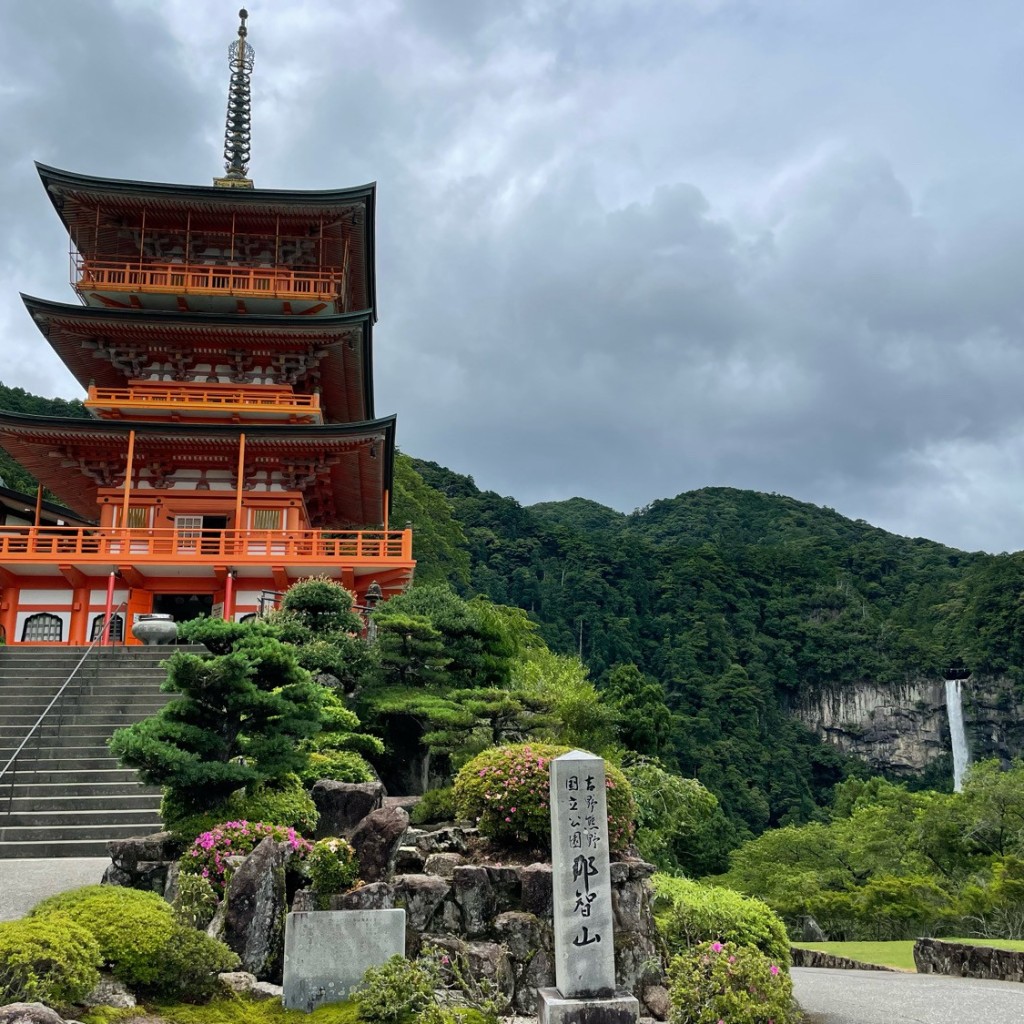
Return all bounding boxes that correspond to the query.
[0,527,412,563]
[75,258,345,303]
[85,386,321,415]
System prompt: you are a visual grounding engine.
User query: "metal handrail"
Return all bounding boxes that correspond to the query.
[0,601,126,815]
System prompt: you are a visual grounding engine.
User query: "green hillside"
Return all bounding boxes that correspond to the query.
[3,383,1023,837]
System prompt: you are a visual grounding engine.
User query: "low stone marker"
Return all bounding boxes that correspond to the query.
[537,750,639,1024]
[281,908,406,1012]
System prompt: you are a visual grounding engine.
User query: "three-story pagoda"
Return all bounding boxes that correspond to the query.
[0,10,414,645]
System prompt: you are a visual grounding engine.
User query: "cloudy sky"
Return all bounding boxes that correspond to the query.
[2,1,1024,552]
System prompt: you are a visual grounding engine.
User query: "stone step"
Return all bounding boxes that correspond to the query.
[0,768,145,785]
[4,790,160,806]
[0,837,119,858]
[4,781,161,798]
[0,822,164,844]
[0,811,163,835]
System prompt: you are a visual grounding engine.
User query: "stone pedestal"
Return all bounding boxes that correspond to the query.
[537,987,640,1024]
[281,909,405,1012]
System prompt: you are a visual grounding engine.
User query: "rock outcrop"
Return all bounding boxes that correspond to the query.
[914,937,1024,982]
[792,674,1024,776]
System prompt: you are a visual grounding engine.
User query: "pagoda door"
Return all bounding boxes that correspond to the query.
[125,589,154,646]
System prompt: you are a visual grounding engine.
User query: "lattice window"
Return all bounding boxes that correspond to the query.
[90,613,124,643]
[251,508,282,530]
[22,613,63,642]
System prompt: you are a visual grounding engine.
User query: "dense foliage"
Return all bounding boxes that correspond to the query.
[306,837,361,906]
[667,940,796,1024]
[0,915,101,1008]
[29,885,239,1001]
[410,459,1024,833]
[454,743,635,849]
[720,762,1024,940]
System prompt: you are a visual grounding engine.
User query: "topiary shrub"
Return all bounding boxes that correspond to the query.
[179,820,313,897]
[29,885,176,991]
[410,786,458,825]
[0,914,101,1008]
[667,940,796,1024]
[281,576,364,634]
[652,874,791,967]
[150,925,241,1003]
[163,774,319,842]
[454,743,635,850]
[299,749,375,786]
[307,837,361,908]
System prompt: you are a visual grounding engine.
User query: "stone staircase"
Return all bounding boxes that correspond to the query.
[0,646,197,858]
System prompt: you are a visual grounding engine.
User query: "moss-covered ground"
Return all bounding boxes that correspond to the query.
[81,996,362,1024]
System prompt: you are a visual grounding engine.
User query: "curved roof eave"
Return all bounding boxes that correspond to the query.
[36,162,376,212]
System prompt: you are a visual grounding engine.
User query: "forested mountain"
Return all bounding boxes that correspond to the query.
[3,381,1024,837]
[408,459,1024,833]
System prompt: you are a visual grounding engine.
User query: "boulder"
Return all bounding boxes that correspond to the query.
[163,861,181,903]
[217,972,283,1001]
[0,1005,67,1024]
[82,974,136,1009]
[350,805,409,882]
[311,780,386,838]
[465,941,514,1014]
[394,874,450,930]
[395,845,426,873]
[222,836,292,982]
[415,825,477,854]
[518,863,553,917]
[486,865,521,912]
[423,852,466,878]
[291,889,317,913]
[107,831,181,871]
[642,984,672,1021]
[452,866,494,938]
[329,881,395,910]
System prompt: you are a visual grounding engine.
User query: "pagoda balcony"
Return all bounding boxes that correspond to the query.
[85,385,323,424]
[0,526,412,569]
[74,256,348,315]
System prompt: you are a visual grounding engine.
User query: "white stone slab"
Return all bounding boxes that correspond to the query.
[549,750,616,999]
[282,908,406,1012]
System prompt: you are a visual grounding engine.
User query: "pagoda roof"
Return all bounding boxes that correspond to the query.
[36,163,377,318]
[22,296,375,424]
[0,410,396,529]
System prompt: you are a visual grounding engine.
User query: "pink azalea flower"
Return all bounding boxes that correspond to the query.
[711,942,723,953]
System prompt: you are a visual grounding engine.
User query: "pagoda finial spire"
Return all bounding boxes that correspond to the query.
[214,8,255,189]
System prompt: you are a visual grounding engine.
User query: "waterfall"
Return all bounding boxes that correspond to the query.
[945,678,970,792]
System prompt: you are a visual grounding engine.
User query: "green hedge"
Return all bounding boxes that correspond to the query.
[652,874,791,967]
[0,914,101,1008]
[454,744,636,850]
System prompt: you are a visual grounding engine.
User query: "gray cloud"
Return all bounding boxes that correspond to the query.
[1,1,1024,552]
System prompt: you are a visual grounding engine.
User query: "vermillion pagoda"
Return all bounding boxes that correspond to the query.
[0,10,413,645]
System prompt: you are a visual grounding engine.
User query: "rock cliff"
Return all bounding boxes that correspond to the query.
[791,675,1024,777]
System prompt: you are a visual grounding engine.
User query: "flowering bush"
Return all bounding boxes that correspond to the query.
[179,820,313,896]
[668,940,795,1024]
[307,837,361,907]
[454,743,635,849]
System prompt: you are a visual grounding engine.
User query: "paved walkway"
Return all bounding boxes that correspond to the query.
[0,857,108,921]
[793,966,1024,1024]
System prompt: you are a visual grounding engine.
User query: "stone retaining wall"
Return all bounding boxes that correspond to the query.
[914,938,1024,982]
[790,948,897,971]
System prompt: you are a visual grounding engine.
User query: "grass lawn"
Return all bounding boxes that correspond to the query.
[794,936,1024,971]
[793,941,916,971]
[939,936,1024,952]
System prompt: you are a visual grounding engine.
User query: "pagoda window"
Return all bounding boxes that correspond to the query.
[90,613,125,643]
[251,508,283,530]
[22,613,63,643]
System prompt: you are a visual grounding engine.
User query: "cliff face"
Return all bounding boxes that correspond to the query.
[791,676,1024,777]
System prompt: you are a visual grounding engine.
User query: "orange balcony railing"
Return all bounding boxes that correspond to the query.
[85,386,322,421]
[75,257,346,304]
[0,527,413,564]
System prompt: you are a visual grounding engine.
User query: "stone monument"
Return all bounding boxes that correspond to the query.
[281,908,406,1012]
[537,750,640,1024]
